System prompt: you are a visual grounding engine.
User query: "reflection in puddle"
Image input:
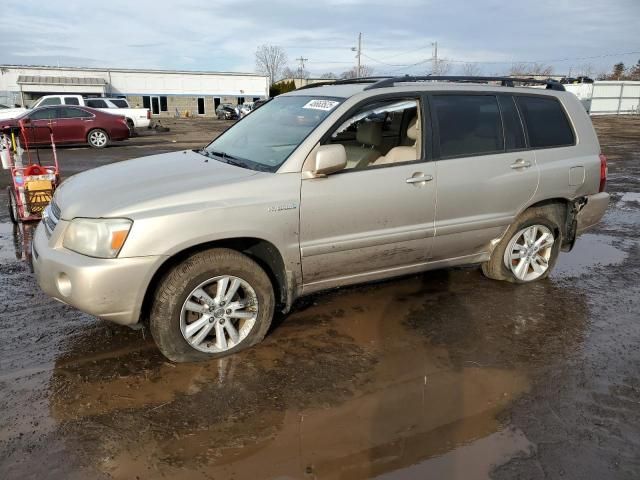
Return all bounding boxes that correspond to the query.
[553,233,627,279]
[0,221,34,264]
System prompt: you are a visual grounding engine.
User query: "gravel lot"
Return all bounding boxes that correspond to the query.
[0,116,639,479]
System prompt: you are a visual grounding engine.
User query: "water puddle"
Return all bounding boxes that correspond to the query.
[375,426,534,480]
[619,191,640,204]
[0,222,18,261]
[5,276,540,480]
[0,222,36,264]
[552,233,628,279]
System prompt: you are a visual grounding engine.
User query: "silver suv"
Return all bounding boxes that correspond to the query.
[33,76,610,362]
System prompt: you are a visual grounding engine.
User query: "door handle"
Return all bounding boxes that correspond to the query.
[510,159,532,169]
[406,174,433,184]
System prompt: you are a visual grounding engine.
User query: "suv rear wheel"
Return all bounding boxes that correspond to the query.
[482,206,563,283]
[150,248,275,362]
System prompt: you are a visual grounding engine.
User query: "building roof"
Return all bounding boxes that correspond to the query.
[17,75,107,86]
[2,64,265,78]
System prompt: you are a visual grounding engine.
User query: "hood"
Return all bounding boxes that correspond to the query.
[0,108,27,121]
[55,150,260,219]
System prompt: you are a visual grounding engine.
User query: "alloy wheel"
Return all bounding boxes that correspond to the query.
[89,130,107,147]
[179,275,258,353]
[503,224,555,281]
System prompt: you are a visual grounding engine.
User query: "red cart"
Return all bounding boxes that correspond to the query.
[2,121,60,224]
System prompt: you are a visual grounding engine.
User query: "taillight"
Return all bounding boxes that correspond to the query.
[147,110,151,119]
[599,153,608,192]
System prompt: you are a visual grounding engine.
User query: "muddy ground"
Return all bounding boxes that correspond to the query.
[0,116,639,479]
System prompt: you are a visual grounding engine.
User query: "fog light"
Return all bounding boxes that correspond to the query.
[56,273,72,297]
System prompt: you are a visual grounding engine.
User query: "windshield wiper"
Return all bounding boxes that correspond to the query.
[201,149,253,169]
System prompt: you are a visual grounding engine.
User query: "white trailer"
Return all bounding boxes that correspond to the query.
[564,81,640,115]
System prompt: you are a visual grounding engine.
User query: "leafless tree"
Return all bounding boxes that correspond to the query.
[629,60,640,80]
[282,66,309,80]
[574,63,595,79]
[255,44,288,84]
[508,62,553,77]
[340,65,374,79]
[320,72,338,79]
[461,63,481,76]
[430,58,451,75]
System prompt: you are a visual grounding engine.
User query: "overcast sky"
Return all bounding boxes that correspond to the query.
[1,0,638,78]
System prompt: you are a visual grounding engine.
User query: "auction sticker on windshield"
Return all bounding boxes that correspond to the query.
[303,99,340,111]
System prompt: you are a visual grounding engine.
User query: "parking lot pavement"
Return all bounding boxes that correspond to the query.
[0,117,639,479]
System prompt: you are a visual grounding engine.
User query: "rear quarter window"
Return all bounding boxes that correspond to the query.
[516,96,575,148]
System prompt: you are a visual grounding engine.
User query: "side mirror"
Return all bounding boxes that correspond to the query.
[21,117,31,125]
[313,144,347,176]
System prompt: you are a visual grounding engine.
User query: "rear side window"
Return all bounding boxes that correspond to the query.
[498,96,525,150]
[110,99,128,108]
[86,99,108,108]
[432,95,503,158]
[64,97,80,105]
[516,96,574,148]
[58,107,92,119]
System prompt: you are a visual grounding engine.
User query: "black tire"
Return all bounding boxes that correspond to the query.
[150,248,275,362]
[482,205,564,283]
[7,186,18,225]
[87,128,109,148]
[126,119,136,136]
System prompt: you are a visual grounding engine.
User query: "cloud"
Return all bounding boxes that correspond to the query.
[0,0,637,76]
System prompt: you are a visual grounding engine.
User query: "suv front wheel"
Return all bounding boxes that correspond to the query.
[150,248,275,362]
[482,206,563,283]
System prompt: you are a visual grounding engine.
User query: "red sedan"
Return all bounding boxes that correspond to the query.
[2,105,130,148]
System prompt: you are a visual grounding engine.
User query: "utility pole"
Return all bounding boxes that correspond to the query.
[351,32,362,77]
[296,56,308,85]
[432,41,438,74]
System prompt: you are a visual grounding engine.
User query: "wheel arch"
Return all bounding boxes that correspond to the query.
[140,237,290,324]
[521,196,583,251]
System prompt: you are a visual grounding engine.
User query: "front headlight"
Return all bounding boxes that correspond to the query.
[63,218,132,258]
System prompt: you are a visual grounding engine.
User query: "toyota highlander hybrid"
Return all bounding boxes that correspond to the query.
[32,76,609,362]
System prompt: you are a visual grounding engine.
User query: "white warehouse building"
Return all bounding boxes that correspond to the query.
[0,65,269,117]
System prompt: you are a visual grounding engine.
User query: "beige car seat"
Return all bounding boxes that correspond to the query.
[344,121,382,169]
[373,116,420,165]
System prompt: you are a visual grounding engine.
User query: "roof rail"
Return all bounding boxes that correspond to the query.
[295,76,392,91]
[363,75,566,91]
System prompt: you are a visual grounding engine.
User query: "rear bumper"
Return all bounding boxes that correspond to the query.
[576,192,610,234]
[32,222,165,325]
[110,125,130,141]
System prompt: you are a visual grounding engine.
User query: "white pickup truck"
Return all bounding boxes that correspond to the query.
[0,95,151,130]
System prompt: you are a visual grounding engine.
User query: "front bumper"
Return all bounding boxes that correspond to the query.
[576,192,610,234]
[32,221,165,325]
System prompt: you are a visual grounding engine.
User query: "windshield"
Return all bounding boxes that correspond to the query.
[204,95,342,172]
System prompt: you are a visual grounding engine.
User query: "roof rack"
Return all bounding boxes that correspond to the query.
[363,75,565,91]
[295,76,392,91]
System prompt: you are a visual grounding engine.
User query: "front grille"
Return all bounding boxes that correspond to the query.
[50,199,61,220]
[43,201,60,236]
